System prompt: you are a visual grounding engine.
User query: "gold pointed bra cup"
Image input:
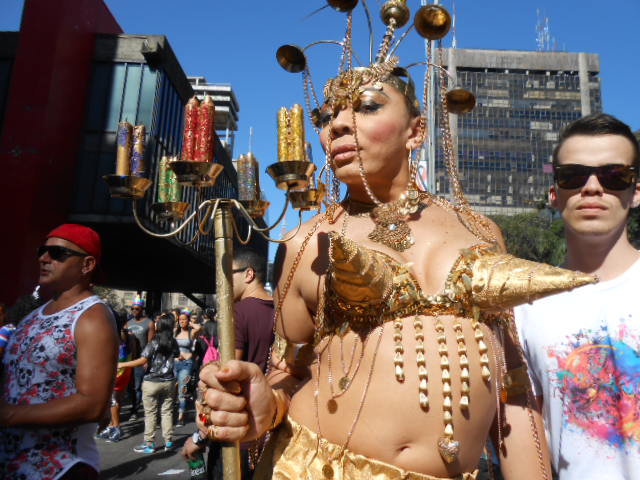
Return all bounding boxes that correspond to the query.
[327,232,393,306]
[468,253,598,310]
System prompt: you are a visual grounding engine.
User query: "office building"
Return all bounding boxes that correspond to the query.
[434,48,601,215]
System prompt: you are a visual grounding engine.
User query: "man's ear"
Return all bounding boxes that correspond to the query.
[82,256,97,276]
[549,185,559,209]
[244,267,256,283]
[631,182,640,209]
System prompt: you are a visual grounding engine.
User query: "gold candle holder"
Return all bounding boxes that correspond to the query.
[239,199,271,219]
[289,182,325,211]
[103,174,152,199]
[266,161,316,191]
[168,161,224,187]
[151,201,190,221]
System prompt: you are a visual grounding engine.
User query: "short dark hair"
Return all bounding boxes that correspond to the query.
[234,248,267,285]
[552,113,640,169]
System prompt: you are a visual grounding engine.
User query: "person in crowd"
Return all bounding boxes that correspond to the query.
[174,309,195,427]
[125,296,155,420]
[516,113,640,479]
[190,310,203,336]
[192,320,218,373]
[119,314,179,453]
[202,308,216,325]
[97,318,139,443]
[193,42,598,477]
[172,308,182,326]
[232,248,275,373]
[0,223,118,479]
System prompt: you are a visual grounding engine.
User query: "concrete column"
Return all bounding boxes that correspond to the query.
[578,52,591,116]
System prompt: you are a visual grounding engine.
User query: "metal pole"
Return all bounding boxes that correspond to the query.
[214,201,241,480]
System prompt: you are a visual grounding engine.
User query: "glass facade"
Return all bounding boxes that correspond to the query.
[72,61,239,265]
[434,61,602,215]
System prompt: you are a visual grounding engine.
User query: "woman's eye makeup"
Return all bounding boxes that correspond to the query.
[318,109,333,126]
[355,99,383,114]
[315,90,389,128]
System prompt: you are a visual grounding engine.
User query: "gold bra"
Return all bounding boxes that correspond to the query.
[319,232,596,339]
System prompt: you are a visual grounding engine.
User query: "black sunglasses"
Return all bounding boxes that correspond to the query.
[554,164,638,191]
[37,245,89,261]
[231,267,247,273]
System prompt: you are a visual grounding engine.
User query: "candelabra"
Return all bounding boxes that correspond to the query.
[104,155,323,480]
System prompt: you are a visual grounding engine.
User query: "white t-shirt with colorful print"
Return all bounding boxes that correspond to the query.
[516,257,640,480]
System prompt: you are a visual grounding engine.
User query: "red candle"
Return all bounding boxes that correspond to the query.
[181,97,200,162]
[195,96,215,162]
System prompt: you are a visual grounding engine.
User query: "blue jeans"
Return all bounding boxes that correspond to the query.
[130,365,145,412]
[174,359,193,413]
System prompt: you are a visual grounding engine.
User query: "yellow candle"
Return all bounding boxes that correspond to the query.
[290,104,305,161]
[277,107,289,161]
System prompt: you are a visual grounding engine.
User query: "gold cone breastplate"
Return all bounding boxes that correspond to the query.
[319,233,597,339]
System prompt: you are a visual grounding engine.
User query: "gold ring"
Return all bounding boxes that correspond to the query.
[207,424,220,440]
[197,387,207,404]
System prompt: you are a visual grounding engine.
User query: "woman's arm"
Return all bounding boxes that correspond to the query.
[118,356,147,369]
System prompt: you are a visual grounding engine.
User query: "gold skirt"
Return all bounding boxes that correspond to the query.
[254,416,479,480]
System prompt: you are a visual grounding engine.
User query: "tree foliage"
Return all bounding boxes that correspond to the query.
[490,212,566,266]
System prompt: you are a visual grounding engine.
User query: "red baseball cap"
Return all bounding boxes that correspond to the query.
[46,224,102,264]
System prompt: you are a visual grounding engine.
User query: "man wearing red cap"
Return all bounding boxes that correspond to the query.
[0,224,118,480]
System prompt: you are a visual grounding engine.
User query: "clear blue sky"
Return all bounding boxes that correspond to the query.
[2,0,639,259]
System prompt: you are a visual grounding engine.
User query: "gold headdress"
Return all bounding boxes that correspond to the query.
[276,1,487,251]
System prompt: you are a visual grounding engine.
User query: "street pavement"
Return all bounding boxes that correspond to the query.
[97,404,196,479]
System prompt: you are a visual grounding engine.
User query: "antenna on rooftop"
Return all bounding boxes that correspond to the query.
[248,126,253,154]
[451,0,457,49]
[536,9,560,52]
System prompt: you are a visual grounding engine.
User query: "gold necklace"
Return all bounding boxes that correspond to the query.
[346,190,426,252]
[314,324,386,479]
[339,335,362,387]
[323,207,369,410]
[326,335,367,413]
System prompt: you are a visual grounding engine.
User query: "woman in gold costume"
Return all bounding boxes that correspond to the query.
[197,3,596,479]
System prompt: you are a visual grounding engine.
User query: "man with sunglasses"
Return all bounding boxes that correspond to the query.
[516,113,640,480]
[0,224,118,479]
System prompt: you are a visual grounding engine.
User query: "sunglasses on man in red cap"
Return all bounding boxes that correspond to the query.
[37,245,90,262]
[40,224,103,264]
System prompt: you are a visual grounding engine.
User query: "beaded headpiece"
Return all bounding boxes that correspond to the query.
[276,1,494,249]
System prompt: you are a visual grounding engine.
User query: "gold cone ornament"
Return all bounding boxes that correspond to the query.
[327,232,393,308]
[453,249,598,311]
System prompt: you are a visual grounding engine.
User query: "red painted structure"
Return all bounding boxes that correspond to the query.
[0,0,122,303]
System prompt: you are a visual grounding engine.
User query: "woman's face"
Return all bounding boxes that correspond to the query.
[178,314,189,329]
[318,82,420,190]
